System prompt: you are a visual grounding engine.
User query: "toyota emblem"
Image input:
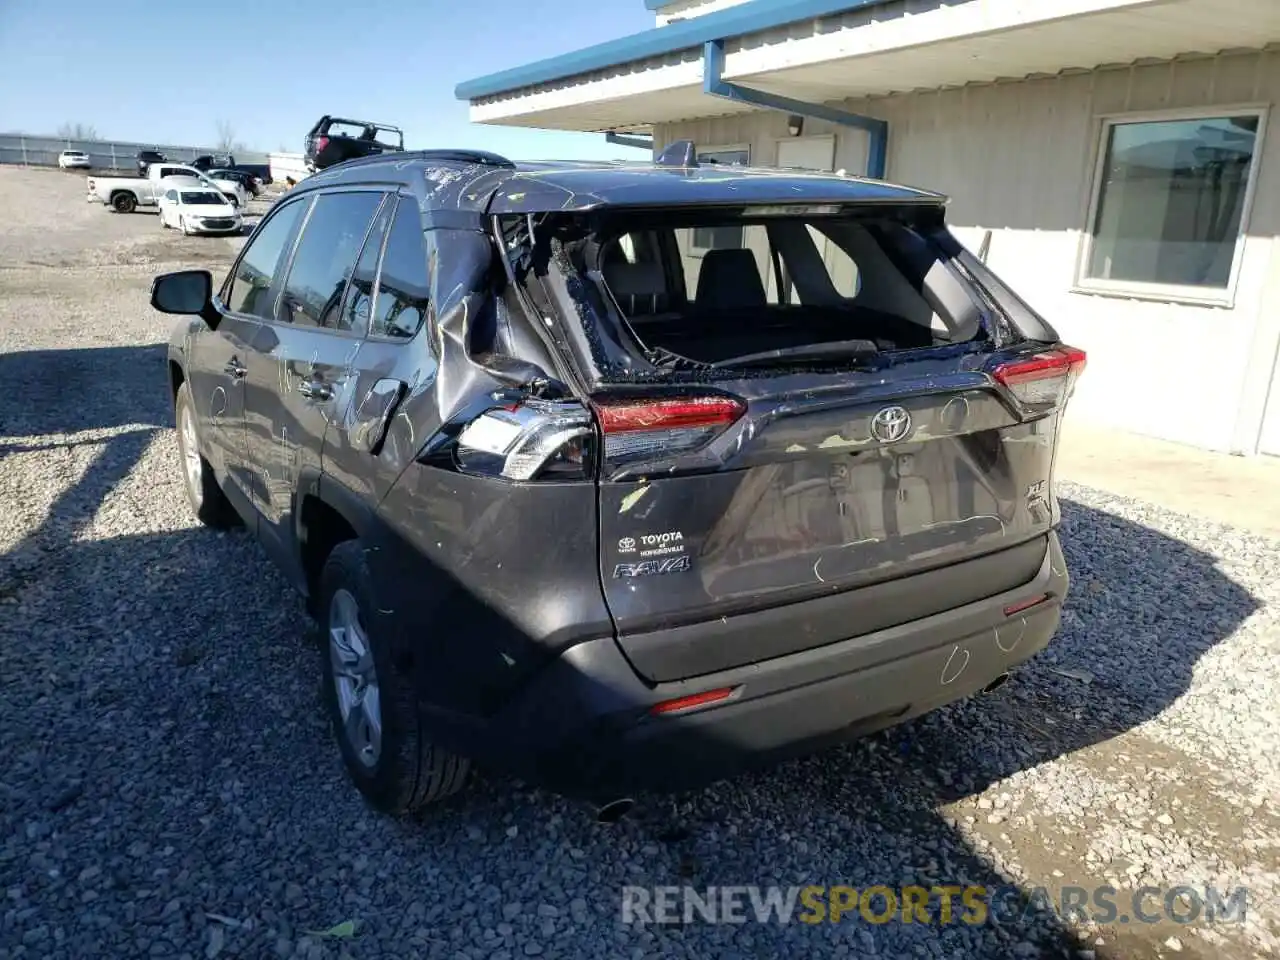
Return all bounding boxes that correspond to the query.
[870,405,912,444]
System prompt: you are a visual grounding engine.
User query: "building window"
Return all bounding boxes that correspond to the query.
[1080,111,1263,299]
[692,147,749,249]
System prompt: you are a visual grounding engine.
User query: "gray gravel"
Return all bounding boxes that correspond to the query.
[1,166,1277,960]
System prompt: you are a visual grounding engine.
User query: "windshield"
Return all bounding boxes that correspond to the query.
[181,191,227,206]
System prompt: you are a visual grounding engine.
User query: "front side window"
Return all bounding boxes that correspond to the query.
[277,191,385,331]
[223,198,306,319]
[1082,112,1261,295]
[369,200,431,340]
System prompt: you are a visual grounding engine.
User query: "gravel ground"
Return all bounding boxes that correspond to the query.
[1,166,1277,960]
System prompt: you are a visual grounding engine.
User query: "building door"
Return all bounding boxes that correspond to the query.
[1259,356,1280,456]
[776,135,835,173]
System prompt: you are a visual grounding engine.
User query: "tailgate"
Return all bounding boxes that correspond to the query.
[596,357,1073,682]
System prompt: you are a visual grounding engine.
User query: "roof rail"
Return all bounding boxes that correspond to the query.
[329,149,516,171]
[654,139,697,167]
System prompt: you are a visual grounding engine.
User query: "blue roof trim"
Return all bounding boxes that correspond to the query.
[455,0,889,101]
[644,0,677,9]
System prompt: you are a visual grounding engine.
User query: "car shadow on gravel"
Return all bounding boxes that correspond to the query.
[0,354,1262,960]
[0,343,170,440]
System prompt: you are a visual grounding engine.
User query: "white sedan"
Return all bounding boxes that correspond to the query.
[58,150,91,169]
[158,184,243,236]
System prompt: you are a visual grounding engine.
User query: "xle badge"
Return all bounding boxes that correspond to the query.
[613,555,692,579]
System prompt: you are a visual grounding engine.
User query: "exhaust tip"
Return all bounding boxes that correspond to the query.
[595,798,635,824]
[982,672,1011,695]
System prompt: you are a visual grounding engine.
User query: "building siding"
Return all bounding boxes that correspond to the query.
[656,0,754,27]
[656,49,1280,453]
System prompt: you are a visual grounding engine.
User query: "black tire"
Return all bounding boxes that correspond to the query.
[318,541,471,814]
[111,191,137,214]
[174,382,238,529]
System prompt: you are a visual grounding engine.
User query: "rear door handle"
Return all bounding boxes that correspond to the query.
[298,379,334,401]
[224,358,247,378]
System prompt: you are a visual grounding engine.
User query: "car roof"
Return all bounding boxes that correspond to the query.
[293,150,947,218]
[487,162,945,214]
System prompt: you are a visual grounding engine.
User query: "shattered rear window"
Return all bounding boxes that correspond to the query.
[499,206,992,381]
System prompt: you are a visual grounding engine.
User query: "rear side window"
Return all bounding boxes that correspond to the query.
[369,200,430,340]
[277,191,385,331]
[327,121,365,138]
[223,198,306,318]
[340,197,393,337]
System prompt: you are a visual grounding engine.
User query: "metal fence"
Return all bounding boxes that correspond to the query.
[0,133,270,172]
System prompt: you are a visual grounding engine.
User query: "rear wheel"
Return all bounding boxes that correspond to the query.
[174,382,237,528]
[318,540,471,814]
[111,192,136,214]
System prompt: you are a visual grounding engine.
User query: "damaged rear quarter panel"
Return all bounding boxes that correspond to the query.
[362,180,611,719]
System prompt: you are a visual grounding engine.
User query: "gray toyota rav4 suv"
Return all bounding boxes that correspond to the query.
[153,143,1082,817]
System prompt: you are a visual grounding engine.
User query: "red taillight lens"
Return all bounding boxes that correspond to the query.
[992,346,1086,408]
[650,687,737,715]
[316,136,329,152]
[593,395,745,462]
[596,396,745,433]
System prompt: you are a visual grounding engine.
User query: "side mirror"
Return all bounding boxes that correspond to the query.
[151,270,220,329]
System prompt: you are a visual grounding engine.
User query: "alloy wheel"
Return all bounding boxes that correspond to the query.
[179,403,203,506]
[328,588,382,767]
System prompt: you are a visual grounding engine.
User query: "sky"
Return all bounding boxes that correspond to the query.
[0,0,655,161]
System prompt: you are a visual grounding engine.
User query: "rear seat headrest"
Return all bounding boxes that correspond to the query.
[603,260,667,316]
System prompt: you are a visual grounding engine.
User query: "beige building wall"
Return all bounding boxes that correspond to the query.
[656,49,1280,454]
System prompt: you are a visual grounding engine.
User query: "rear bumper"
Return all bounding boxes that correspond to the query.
[443,533,1068,799]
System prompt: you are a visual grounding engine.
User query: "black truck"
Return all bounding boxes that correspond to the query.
[304,115,404,171]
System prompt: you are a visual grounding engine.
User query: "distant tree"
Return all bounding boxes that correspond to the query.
[56,122,99,141]
[214,119,248,155]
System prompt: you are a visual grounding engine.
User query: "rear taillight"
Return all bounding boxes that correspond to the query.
[593,395,745,462]
[454,399,593,481]
[992,346,1086,408]
[315,136,329,152]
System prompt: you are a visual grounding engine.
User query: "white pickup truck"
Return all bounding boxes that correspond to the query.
[87,162,247,213]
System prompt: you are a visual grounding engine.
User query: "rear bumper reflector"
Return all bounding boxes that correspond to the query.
[1003,593,1050,617]
[650,686,738,716]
